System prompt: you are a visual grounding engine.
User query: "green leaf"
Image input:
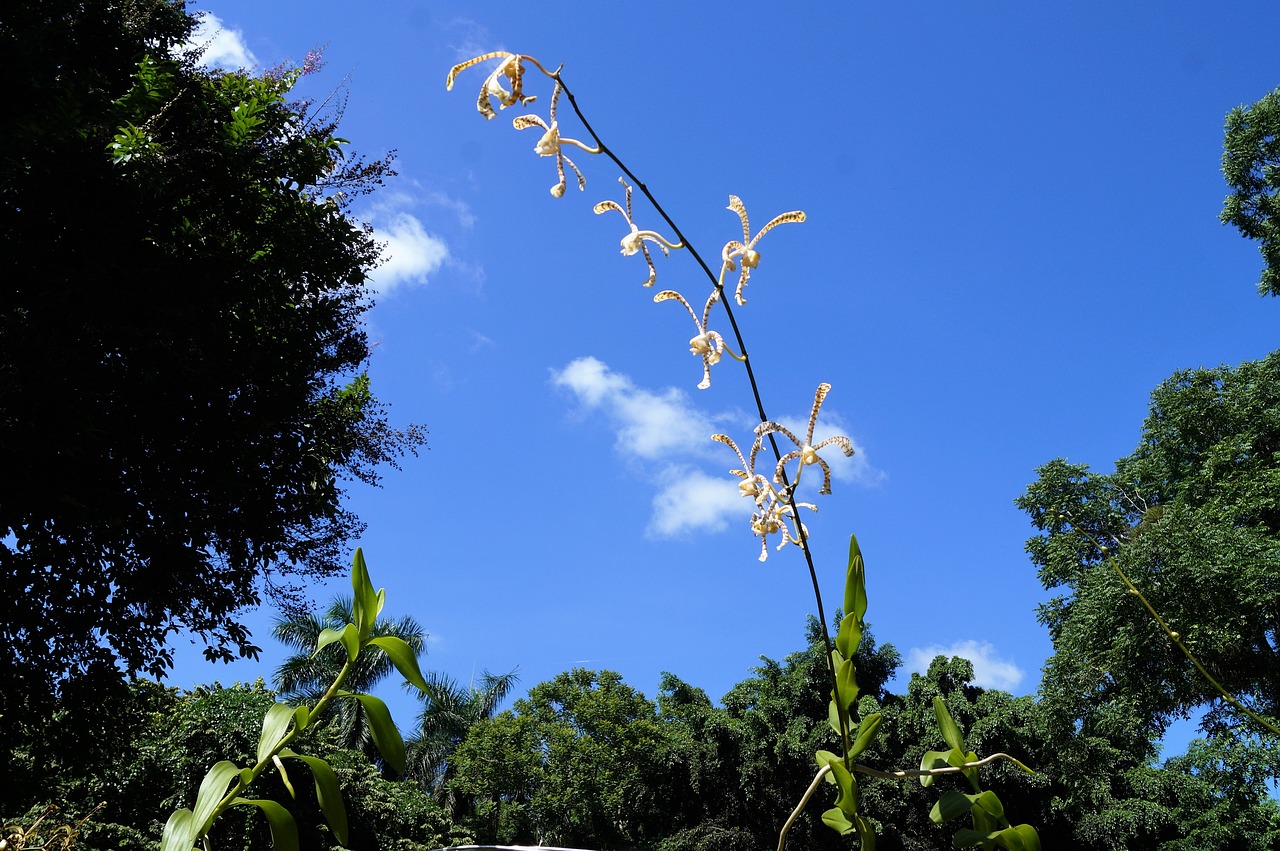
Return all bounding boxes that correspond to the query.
[828,697,846,737]
[845,534,869,622]
[836,656,860,716]
[930,790,978,825]
[367,635,430,693]
[918,750,951,788]
[160,808,197,851]
[828,755,859,818]
[317,623,359,663]
[293,705,310,732]
[815,750,842,781]
[933,695,966,751]
[258,702,296,763]
[953,825,1041,851]
[345,691,405,774]
[351,548,378,642]
[192,760,242,834]
[835,611,864,662]
[232,799,299,851]
[975,789,1005,819]
[855,814,877,851]
[821,807,855,835]
[996,824,1042,851]
[281,751,348,846]
[850,712,883,759]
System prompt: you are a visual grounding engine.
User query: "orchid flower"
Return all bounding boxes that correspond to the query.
[755,383,855,495]
[750,497,817,562]
[594,178,682,285]
[721,195,806,305]
[512,82,600,197]
[654,289,744,389]
[711,433,773,503]
[446,51,547,119]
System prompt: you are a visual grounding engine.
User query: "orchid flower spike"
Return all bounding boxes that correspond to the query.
[446,51,549,119]
[654,289,744,389]
[720,196,806,305]
[755,383,855,495]
[594,178,683,285]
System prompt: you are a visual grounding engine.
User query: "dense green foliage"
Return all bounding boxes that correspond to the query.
[1222,86,1280,296]
[7,618,1279,850]
[6,681,464,851]
[1018,352,1280,741]
[0,0,425,746]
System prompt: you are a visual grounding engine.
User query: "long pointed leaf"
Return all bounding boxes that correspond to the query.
[232,799,299,851]
[258,702,296,763]
[845,534,868,621]
[933,695,966,751]
[160,808,197,851]
[367,635,430,693]
[849,712,883,759]
[345,691,405,774]
[284,753,349,846]
[351,548,377,642]
[192,760,242,833]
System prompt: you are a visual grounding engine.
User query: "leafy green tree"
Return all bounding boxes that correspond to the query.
[0,0,425,745]
[449,669,687,849]
[1222,86,1280,296]
[1018,352,1280,743]
[273,596,427,754]
[404,668,519,805]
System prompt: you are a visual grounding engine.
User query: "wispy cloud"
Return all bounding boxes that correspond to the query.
[551,357,724,461]
[185,13,257,70]
[905,640,1025,692]
[550,357,878,539]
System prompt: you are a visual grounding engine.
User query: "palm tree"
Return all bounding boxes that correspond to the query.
[272,594,427,754]
[405,667,519,803]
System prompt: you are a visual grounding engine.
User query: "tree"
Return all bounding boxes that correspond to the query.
[0,0,425,736]
[1222,86,1280,296]
[273,596,427,754]
[1018,352,1280,744]
[449,669,685,849]
[404,668,519,803]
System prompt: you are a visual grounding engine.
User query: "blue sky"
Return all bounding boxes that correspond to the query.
[171,1,1280,753]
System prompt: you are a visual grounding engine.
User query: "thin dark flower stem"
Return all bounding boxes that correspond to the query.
[555,73,846,752]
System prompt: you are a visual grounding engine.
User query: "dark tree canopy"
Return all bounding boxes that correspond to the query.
[0,0,424,711]
[1222,86,1280,296]
[1018,352,1280,743]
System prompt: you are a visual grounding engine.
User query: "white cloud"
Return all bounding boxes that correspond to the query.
[551,357,719,460]
[366,211,449,293]
[649,466,749,537]
[186,13,258,70]
[905,640,1025,692]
